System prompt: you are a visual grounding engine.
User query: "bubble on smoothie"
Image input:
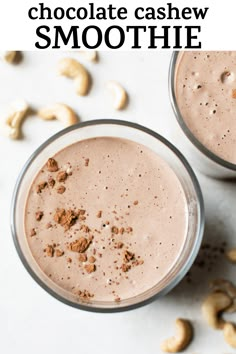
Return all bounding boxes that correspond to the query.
[221,71,235,84]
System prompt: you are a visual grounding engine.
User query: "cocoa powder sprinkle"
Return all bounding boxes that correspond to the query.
[48,176,55,188]
[55,249,64,257]
[84,264,96,273]
[54,208,78,231]
[30,228,36,237]
[56,171,68,182]
[96,210,102,218]
[36,182,47,194]
[69,237,91,253]
[79,253,87,262]
[123,250,135,263]
[57,185,66,194]
[121,264,131,272]
[46,158,59,172]
[45,245,54,257]
[35,211,44,221]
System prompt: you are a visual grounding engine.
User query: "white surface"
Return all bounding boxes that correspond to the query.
[1,51,236,354]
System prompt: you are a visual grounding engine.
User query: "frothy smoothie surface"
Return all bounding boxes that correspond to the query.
[175,51,236,164]
[25,137,187,303]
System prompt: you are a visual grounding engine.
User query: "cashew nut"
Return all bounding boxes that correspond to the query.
[210,279,236,299]
[226,248,236,263]
[224,322,236,348]
[210,279,236,313]
[0,51,16,63]
[0,99,29,139]
[160,318,193,353]
[79,50,98,62]
[58,58,91,96]
[106,81,128,110]
[201,292,232,329]
[38,103,78,127]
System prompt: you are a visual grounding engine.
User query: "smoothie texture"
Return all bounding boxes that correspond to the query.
[24,137,187,302]
[175,51,236,164]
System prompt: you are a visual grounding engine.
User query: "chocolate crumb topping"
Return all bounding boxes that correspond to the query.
[80,225,90,233]
[69,237,91,253]
[57,171,68,182]
[36,182,47,194]
[54,208,78,231]
[30,228,36,237]
[84,264,96,273]
[111,226,119,234]
[132,259,144,266]
[44,245,54,257]
[55,249,64,257]
[119,227,125,235]
[96,210,102,218]
[126,227,133,233]
[47,158,59,172]
[45,222,52,229]
[232,89,236,99]
[78,289,94,299]
[133,200,139,205]
[48,176,55,188]
[117,242,124,249]
[121,264,131,272]
[57,185,66,194]
[88,256,96,263]
[35,211,44,221]
[79,253,87,262]
[85,158,89,166]
[123,250,135,263]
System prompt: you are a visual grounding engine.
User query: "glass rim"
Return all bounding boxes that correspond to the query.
[11,119,205,313]
[169,51,236,172]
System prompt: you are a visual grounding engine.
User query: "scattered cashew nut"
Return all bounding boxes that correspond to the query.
[160,318,193,353]
[38,103,78,127]
[0,51,16,63]
[210,279,236,313]
[224,322,236,348]
[106,81,128,110]
[0,100,29,139]
[78,50,98,62]
[226,248,236,263]
[201,291,232,329]
[58,58,91,96]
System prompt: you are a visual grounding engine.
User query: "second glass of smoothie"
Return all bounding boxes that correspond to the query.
[169,51,236,178]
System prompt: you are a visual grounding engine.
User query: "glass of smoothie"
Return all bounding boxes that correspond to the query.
[169,51,236,179]
[11,120,204,312]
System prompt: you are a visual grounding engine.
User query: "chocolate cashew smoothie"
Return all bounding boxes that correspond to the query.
[24,137,187,302]
[175,51,236,164]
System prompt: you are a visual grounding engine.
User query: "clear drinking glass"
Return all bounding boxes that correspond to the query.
[11,119,204,312]
[169,51,236,179]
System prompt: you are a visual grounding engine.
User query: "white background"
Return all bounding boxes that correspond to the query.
[1,51,236,354]
[0,0,235,50]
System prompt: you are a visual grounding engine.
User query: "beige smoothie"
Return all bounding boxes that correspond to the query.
[24,137,187,302]
[175,51,236,164]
